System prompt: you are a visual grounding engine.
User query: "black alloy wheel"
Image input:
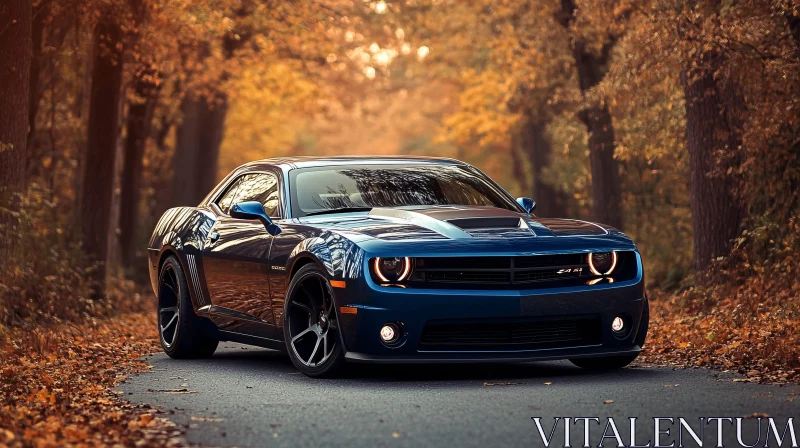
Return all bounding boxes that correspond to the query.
[283,264,346,377]
[159,263,181,349]
[158,255,219,359]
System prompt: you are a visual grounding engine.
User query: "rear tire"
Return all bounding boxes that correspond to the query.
[158,255,219,359]
[570,296,649,370]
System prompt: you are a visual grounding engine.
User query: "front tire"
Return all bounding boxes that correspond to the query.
[283,264,346,377]
[158,255,219,359]
[570,297,649,370]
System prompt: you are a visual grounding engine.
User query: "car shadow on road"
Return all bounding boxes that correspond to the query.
[337,361,670,385]
[193,345,669,385]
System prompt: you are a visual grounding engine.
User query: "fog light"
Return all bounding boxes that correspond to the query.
[380,324,398,343]
[612,316,625,333]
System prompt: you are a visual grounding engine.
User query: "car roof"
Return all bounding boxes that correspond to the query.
[238,155,468,172]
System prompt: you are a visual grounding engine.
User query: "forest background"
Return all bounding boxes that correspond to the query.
[1,0,799,443]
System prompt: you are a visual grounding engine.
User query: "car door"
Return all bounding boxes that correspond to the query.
[202,172,282,337]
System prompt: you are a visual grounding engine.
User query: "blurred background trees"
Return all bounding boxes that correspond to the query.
[1,0,798,322]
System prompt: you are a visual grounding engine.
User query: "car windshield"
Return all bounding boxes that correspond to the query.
[289,164,521,217]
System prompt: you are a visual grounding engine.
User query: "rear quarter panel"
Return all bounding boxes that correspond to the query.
[147,207,216,296]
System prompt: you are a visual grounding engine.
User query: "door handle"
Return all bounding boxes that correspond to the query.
[208,232,220,243]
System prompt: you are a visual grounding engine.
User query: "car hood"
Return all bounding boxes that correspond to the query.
[298,205,619,242]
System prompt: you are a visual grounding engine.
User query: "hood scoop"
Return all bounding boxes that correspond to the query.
[446,217,522,230]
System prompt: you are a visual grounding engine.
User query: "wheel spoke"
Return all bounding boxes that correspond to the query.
[291,301,312,313]
[167,269,179,291]
[307,335,322,366]
[162,281,176,296]
[313,277,327,313]
[298,283,317,307]
[160,313,178,333]
[291,325,317,343]
[159,306,178,314]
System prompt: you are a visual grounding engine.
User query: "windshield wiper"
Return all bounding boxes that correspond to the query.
[305,207,373,216]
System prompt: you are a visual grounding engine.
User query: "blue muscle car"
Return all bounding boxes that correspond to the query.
[149,156,648,377]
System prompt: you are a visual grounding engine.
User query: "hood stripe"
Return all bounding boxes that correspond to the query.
[369,208,473,239]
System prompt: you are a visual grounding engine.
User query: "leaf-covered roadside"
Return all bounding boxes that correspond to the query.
[0,313,183,447]
[641,278,800,384]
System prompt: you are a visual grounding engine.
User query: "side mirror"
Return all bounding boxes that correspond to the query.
[516,197,536,214]
[230,201,282,236]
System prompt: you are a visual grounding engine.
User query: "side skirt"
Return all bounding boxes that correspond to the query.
[217,330,286,352]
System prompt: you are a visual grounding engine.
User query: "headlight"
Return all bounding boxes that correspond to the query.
[588,251,618,276]
[372,257,412,283]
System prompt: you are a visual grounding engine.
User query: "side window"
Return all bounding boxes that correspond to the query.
[233,173,281,217]
[215,178,242,215]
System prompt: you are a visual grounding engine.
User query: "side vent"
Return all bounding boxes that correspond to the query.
[185,254,206,306]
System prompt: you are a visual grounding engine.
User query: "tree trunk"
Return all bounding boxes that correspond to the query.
[558,0,624,229]
[170,93,228,207]
[681,54,745,271]
[26,0,46,151]
[510,129,530,197]
[524,119,567,217]
[0,0,32,193]
[27,1,71,153]
[119,69,159,269]
[170,96,202,207]
[580,105,622,228]
[197,93,228,194]
[785,3,800,58]
[81,18,124,297]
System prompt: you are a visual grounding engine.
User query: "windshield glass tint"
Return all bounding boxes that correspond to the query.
[290,164,520,216]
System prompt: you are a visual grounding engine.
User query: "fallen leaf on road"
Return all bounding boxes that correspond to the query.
[139,414,155,425]
[744,413,769,419]
[483,381,521,387]
[146,388,198,394]
[392,432,400,438]
[603,400,614,404]
[191,416,224,422]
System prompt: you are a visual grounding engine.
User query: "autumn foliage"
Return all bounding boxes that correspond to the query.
[0,313,177,447]
[0,0,800,443]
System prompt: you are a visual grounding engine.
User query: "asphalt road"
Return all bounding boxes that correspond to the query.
[121,343,800,448]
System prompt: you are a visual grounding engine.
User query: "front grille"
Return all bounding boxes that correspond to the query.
[419,317,603,351]
[427,271,510,283]
[406,252,636,289]
[514,253,583,269]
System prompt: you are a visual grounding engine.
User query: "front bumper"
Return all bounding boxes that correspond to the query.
[334,255,646,364]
